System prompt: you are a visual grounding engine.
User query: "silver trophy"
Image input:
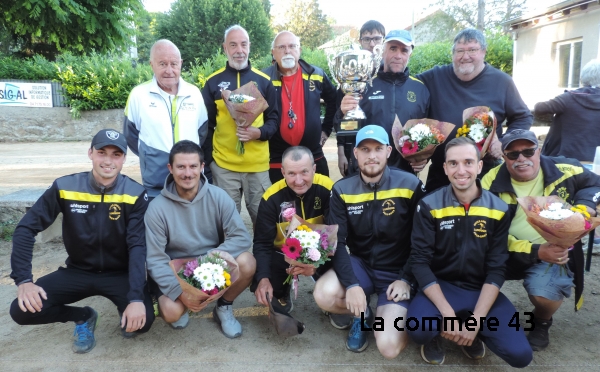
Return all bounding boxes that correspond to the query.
[328,45,383,134]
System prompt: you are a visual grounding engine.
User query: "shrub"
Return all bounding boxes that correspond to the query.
[55,53,153,118]
[0,54,57,80]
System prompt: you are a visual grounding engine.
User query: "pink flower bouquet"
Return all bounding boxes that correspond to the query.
[391,115,455,163]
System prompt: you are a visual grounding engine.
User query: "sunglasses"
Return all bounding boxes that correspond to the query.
[504,147,537,160]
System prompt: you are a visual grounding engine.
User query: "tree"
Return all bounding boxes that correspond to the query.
[155,0,272,67]
[275,0,333,50]
[0,0,143,60]
[429,0,527,31]
[134,9,159,63]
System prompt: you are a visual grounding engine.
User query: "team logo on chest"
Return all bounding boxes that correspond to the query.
[407,91,416,102]
[309,80,316,91]
[556,187,569,202]
[218,81,231,91]
[473,220,487,238]
[109,204,121,221]
[382,199,395,216]
[314,197,322,210]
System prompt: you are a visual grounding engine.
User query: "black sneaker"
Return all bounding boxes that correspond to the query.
[421,335,445,365]
[274,294,293,314]
[528,317,552,351]
[461,337,486,359]
[72,307,98,354]
[329,313,353,330]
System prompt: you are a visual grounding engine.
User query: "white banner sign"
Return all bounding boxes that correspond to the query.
[0,82,53,107]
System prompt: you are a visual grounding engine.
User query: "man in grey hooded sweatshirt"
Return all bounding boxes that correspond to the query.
[145,140,256,338]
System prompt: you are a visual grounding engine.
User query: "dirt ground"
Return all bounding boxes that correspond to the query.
[1,137,599,371]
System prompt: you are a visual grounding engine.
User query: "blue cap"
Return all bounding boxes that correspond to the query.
[384,30,414,48]
[355,125,389,147]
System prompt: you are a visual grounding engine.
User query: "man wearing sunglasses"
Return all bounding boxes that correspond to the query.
[263,31,337,184]
[482,129,600,351]
[417,28,532,194]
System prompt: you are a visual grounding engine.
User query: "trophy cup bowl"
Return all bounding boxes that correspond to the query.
[328,45,383,133]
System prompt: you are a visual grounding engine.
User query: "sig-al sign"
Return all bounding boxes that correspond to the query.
[0,82,52,107]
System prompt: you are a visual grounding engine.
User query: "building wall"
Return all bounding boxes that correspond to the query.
[512,8,600,109]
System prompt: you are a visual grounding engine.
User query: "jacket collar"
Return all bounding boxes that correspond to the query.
[488,155,563,194]
[376,67,409,84]
[446,179,483,206]
[359,166,390,191]
[88,171,118,194]
[149,76,194,97]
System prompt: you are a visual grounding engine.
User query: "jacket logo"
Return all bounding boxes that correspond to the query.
[218,81,231,91]
[314,197,322,210]
[474,220,487,238]
[556,187,569,201]
[593,191,600,203]
[368,95,384,100]
[144,193,148,201]
[440,219,454,230]
[109,204,121,221]
[372,91,381,95]
[70,203,89,214]
[309,80,316,91]
[382,199,395,216]
[407,91,416,102]
[181,102,196,111]
[348,204,363,215]
[149,102,157,108]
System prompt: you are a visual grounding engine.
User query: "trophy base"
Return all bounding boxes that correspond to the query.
[337,118,365,137]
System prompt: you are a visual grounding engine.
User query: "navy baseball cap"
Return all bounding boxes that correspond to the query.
[91,129,128,154]
[355,125,389,147]
[384,30,414,48]
[501,129,538,152]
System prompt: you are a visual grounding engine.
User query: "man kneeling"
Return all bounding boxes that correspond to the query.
[407,137,532,367]
[145,140,256,338]
[313,125,425,358]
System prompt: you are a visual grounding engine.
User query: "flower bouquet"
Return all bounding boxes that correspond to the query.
[220,81,269,155]
[457,106,497,157]
[279,211,338,298]
[516,196,600,249]
[391,115,455,163]
[169,250,239,312]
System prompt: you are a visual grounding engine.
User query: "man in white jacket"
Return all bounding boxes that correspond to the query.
[145,140,256,338]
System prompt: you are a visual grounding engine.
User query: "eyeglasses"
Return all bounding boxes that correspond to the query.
[453,48,481,57]
[504,147,537,160]
[360,36,383,44]
[275,44,299,52]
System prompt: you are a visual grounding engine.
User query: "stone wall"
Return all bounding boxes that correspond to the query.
[0,107,124,142]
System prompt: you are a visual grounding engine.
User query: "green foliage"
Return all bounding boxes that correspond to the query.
[300,47,334,84]
[0,0,143,60]
[484,30,513,75]
[183,51,229,89]
[275,0,333,50]
[0,54,58,80]
[408,32,512,75]
[0,220,16,241]
[134,10,159,63]
[55,53,153,118]
[408,41,453,76]
[155,0,272,65]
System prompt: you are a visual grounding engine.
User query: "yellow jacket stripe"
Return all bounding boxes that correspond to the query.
[340,188,414,204]
[60,190,138,204]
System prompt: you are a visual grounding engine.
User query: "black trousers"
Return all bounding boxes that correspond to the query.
[10,266,155,333]
[269,156,330,184]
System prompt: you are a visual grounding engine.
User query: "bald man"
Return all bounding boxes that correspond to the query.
[124,39,209,198]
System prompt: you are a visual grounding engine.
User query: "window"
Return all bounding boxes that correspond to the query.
[554,39,582,88]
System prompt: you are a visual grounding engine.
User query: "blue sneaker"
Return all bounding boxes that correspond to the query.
[72,307,98,354]
[346,316,369,352]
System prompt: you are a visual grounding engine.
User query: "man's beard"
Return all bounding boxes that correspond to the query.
[281,57,296,69]
[229,55,248,70]
[361,162,385,178]
[454,62,475,76]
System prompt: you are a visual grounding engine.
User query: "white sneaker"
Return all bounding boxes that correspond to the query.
[170,312,189,329]
[213,305,242,338]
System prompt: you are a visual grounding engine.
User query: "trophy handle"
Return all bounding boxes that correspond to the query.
[328,53,340,87]
[368,44,384,87]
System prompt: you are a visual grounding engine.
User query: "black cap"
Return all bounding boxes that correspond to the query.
[501,129,538,152]
[91,129,127,154]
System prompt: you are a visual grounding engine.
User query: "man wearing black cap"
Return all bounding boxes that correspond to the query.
[9,129,154,354]
[482,129,600,351]
[334,29,430,176]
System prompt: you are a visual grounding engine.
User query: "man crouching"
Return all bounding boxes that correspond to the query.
[145,140,256,338]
